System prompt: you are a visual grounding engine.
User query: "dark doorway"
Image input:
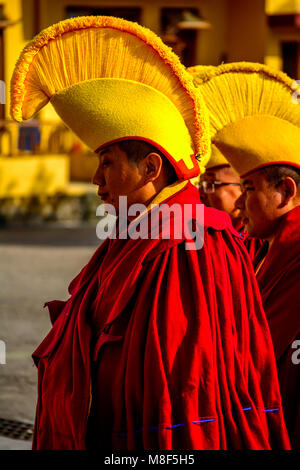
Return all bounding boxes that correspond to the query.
[65,6,141,23]
[281,41,299,79]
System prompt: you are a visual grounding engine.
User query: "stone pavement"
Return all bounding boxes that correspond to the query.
[0,436,32,450]
[0,225,100,450]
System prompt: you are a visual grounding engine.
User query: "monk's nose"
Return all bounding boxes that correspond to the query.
[235,192,245,211]
[92,165,105,186]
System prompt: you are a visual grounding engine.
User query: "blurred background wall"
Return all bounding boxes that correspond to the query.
[1,0,300,224]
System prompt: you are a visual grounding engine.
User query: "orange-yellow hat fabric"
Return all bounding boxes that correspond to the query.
[206,144,229,170]
[11,16,211,180]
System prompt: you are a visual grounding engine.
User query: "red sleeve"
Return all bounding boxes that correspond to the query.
[259,260,300,449]
[260,258,300,360]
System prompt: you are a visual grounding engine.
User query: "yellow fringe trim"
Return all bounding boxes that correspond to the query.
[188,61,300,143]
[10,15,210,164]
[188,61,298,92]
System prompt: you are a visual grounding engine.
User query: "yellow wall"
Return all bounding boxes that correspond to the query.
[3,0,34,119]
[39,0,226,65]
[0,155,69,198]
[266,0,300,14]
[227,0,266,63]
[196,0,227,66]
[265,29,283,71]
[265,0,300,73]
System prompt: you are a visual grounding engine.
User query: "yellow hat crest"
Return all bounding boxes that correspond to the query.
[206,144,229,170]
[188,62,300,176]
[11,16,211,179]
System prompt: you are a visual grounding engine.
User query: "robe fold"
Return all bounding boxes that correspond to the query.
[254,205,300,448]
[32,182,290,450]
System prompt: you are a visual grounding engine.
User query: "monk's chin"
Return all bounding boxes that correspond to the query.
[231,215,243,229]
[245,224,260,239]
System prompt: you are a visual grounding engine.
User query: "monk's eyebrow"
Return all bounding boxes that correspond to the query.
[242,179,253,187]
[98,148,109,157]
[97,148,112,162]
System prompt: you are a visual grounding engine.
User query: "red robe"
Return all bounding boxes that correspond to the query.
[254,205,300,448]
[32,182,290,450]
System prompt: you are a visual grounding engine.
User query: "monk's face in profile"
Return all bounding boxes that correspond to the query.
[199,165,242,229]
[235,170,283,240]
[92,143,145,211]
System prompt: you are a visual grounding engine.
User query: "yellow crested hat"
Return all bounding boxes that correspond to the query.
[189,144,229,187]
[206,144,229,170]
[11,16,211,180]
[188,62,300,177]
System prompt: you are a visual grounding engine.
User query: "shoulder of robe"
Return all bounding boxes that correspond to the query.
[203,206,243,239]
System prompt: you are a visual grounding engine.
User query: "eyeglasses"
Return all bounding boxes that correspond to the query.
[198,181,241,194]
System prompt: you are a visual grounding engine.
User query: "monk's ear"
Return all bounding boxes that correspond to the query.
[139,153,162,183]
[277,176,297,204]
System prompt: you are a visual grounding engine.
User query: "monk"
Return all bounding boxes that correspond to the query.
[236,164,300,448]
[11,18,290,450]
[197,145,264,260]
[197,145,243,230]
[192,61,300,448]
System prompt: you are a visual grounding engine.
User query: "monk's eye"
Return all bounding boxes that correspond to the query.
[243,186,255,192]
[102,161,111,167]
